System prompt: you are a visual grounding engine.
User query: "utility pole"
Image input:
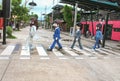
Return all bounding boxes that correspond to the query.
[44,6,47,29]
[72,3,78,36]
[40,11,42,27]
[51,0,55,30]
[2,0,11,44]
[52,0,55,22]
[90,11,94,37]
[102,13,109,48]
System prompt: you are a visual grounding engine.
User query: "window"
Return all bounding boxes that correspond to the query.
[114,28,120,32]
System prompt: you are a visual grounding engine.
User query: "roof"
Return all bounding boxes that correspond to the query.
[52,4,63,10]
[60,0,120,11]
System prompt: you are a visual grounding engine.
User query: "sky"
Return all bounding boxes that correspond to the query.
[0,0,2,10]
[21,0,61,20]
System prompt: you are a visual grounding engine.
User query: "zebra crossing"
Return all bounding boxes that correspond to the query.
[20,46,30,59]
[0,45,15,60]
[36,45,50,59]
[0,44,120,60]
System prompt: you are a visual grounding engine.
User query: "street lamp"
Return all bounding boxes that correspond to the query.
[28,0,37,6]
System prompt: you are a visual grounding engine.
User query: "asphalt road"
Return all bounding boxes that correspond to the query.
[0,27,120,81]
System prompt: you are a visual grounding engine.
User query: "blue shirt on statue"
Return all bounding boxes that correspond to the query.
[53,27,61,40]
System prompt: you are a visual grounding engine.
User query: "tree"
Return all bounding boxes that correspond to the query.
[0,5,2,10]
[29,14,38,19]
[77,13,82,22]
[12,0,21,6]
[11,0,29,22]
[62,5,73,31]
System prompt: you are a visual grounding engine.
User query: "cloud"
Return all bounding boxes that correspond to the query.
[35,0,53,7]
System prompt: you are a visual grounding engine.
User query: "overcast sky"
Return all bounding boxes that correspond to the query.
[21,0,61,20]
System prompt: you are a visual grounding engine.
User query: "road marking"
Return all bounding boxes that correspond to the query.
[101,48,120,56]
[63,47,84,59]
[75,57,84,59]
[63,47,80,57]
[40,57,50,59]
[53,49,68,59]
[90,57,98,59]
[74,47,91,56]
[20,46,30,59]
[74,47,110,59]
[36,45,50,59]
[0,56,9,60]
[0,45,15,60]
[96,48,110,55]
[53,49,64,56]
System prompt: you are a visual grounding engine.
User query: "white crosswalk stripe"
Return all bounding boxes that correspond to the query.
[36,45,50,59]
[74,47,98,59]
[53,49,68,59]
[95,48,113,58]
[0,45,120,60]
[0,45,15,60]
[63,47,80,56]
[74,47,92,56]
[83,47,107,58]
[63,47,84,59]
[20,46,30,59]
[101,48,120,56]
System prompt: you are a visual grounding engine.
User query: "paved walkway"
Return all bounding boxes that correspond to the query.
[0,27,120,81]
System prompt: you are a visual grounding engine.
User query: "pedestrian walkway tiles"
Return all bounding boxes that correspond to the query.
[0,44,120,60]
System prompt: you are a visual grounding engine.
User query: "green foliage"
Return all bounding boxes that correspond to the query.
[30,14,38,19]
[45,15,50,23]
[11,0,29,22]
[62,5,73,31]
[0,5,2,10]
[6,26,12,36]
[12,0,22,6]
[77,13,82,22]
[6,26,16,39]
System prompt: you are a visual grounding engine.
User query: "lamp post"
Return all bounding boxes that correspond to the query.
[73,3,78,36]
[52,0,55,23]
[28,0,37,10]
[2,0,11,44]
[28,0,37,6]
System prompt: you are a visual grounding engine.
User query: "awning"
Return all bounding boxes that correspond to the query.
[60,0,120,11]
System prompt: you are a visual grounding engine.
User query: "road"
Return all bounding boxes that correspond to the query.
[0,27,120,81]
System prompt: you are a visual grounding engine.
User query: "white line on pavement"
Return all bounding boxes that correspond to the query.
[0,45,15,60]
[20,46,30,59]
[53,49,68,59]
